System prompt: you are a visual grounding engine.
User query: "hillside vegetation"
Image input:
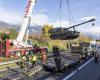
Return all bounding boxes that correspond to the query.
[0,24,93,52]
[29,24,92,51]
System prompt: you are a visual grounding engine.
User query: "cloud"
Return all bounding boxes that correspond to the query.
[0,7,21,24]
[31,13,48,25]
[90,26,100,33]
[50,21,71,28]
[0,0,48,25]
[81,16,96,21]
[49,19,100,35]
[38,9,48,13]
[77,26,100,34]
[0,5,49,26]
[34,9,48,13]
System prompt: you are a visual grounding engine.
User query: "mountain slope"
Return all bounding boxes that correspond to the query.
[0,21,42,34]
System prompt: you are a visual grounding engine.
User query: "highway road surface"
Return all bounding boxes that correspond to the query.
[0,52,100,80]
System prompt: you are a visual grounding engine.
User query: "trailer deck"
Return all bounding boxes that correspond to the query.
[43,52,82,72]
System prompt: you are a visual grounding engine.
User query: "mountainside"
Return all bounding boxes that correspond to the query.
[84,32,100,40]
[0,21,99,40]
[0,21,42,34]
[0,21,17,29]
[29,25,42,34]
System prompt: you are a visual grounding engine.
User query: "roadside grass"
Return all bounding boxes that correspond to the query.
[0,57,19,62]
[0,63,18,71]
[0,57,18,71]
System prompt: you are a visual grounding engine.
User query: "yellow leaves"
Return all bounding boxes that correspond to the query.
[77,34,90,43]
[50,40,66,49]
[42,24,54,37]
[0,74,4,78]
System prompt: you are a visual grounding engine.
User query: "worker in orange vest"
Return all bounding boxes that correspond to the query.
[41,49,46,64]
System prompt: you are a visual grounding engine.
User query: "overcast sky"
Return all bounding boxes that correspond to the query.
[0,0,100,34]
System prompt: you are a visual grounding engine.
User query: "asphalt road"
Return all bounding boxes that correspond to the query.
[66,56,100,80]
[0,51,100,80]
[0,57,91,80]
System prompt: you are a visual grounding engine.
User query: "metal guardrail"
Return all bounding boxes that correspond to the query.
[0,60,19,66]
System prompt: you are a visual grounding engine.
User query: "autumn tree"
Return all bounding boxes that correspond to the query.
[0,32,10,41]
[9,29,17,39]
[77,34,92,43]
[42,24,54,38]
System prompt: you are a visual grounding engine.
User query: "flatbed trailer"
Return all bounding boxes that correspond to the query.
[43,51,82,72]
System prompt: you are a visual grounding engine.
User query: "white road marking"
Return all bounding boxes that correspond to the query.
[29,66,42,76]
[45,77,55,80]
[63,57,94,80]
[78,58,94,70]
[12,77,21,80]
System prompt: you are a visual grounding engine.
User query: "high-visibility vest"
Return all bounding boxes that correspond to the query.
[32,56,37,61]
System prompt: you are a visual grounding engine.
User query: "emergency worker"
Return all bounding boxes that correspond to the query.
[32,54,37,68]
[41,49,46,64]
[18,55,26,69]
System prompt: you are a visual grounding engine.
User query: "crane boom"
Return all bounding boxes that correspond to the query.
[14,0,36,46]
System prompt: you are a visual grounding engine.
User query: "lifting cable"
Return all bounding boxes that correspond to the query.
[59,0,63,27]
[53,0,76,29]
[53,0,62,27]
[66,0,76,31]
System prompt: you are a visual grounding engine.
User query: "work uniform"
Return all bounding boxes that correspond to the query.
[42,51,46,64]
[18,55,26,69]
[32,55,37,68]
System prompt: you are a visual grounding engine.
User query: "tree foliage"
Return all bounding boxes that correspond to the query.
[42,24,54,38]
[77,34,91,43]
[0,32,10,40]
[9,29,17,39]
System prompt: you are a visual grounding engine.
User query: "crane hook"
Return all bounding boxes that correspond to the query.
[92,22,95,26]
